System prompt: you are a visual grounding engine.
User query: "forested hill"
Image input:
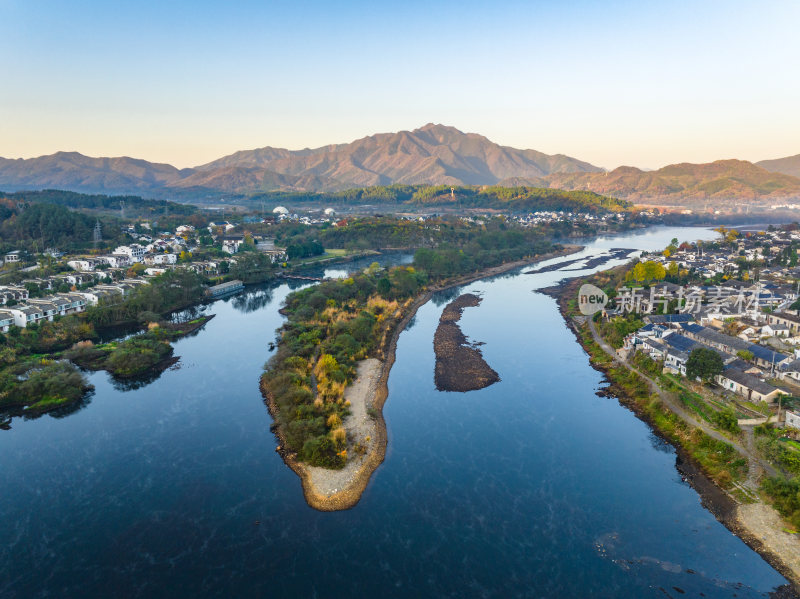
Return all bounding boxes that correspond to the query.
[757,153,800,179]
[537,160,800,203]
[1,189,197,217]
[0,200,125,252]
[250,184,631,213]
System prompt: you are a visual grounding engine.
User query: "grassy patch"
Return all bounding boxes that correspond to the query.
[25,395,74,411]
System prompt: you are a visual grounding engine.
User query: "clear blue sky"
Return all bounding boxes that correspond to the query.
[1,0,798,169]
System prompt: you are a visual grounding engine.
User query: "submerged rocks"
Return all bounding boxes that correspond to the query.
[434,293,500,392]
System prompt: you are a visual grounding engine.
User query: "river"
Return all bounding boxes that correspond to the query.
[0,227,791,597]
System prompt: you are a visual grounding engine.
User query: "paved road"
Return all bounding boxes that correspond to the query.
[586,317,779,483]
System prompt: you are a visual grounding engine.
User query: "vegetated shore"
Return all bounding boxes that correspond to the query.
[548,275,800,595]
[261,243,584,512]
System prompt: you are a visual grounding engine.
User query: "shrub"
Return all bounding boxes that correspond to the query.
[10,361,92,406]
[762,476,800,529]
[300,435,345,469]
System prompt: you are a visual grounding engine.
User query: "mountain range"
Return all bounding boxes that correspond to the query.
[522,160,800,205]
[1,124,799,205]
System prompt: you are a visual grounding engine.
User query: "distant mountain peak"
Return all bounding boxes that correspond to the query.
[757,153,800,179]
[188,125,602,191]
[541,159,800,204]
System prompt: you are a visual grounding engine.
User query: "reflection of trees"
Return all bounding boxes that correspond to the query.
[648,432,674,454]
[169,305,207,324]
[431,286,463,307]
[95,323,141,344]
[231,287,275,313]
[0,388,96,429]
[43,388,95,419]
[108,358,179,391]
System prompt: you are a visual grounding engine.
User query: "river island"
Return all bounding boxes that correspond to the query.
[261,243,583,511]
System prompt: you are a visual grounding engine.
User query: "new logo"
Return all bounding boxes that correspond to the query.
[578,283,608,316]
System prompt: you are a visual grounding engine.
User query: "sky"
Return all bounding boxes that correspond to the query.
[1,0,799,170]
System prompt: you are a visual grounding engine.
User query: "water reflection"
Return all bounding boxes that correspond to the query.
[169,305,209,323]
[107,359,180,392]
[230,286,275,313]
[0,254,415,432]
[1,229,793,598]
[431,286,463,306]
[0,388,96,429]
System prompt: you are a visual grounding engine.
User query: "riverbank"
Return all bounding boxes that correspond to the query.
[263,243,584,511]
[549,275,800,593]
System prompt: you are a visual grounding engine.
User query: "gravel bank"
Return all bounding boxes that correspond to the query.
[305,359,381,496]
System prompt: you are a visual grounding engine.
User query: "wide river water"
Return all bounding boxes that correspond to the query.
[0,226,792,597]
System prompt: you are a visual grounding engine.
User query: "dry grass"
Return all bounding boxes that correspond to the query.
[331,427,346,445]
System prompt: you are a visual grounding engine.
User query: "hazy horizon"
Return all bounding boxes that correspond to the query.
[2,0,798,170]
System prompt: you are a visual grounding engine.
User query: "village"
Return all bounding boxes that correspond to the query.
[614,225,800,428]
[0,208,306,332]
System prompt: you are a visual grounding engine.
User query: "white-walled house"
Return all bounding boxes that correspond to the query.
[98,254,131,268]
[114,244,146,262]
[143,253,177,265]
[68,258,102,272]
[5,305,47,327]
[222,237,245,254]
[763,324,790,337]
[76,287,122,306]
[0,286,29,305]
[786,410,800,429]
[715,369,787,403]
[55,293,87,314]
[0,310,13,332]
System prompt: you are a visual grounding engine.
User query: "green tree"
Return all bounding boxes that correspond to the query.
[686,348,724,383]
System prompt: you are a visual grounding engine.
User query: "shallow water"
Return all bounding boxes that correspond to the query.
[0,226,791,597]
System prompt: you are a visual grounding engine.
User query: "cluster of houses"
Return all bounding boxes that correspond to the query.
[0,218,292,332]
[0,206,344,333]
[624,313,794,404]
[648,227,800,281]
[512,211,628,227]
[66,244,178,273]
[0,278,149,332]
[613,230,800,418]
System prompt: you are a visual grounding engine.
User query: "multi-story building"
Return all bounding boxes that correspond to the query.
[114,244,146,263]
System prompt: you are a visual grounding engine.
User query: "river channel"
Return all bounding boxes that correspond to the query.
[0,227,791,597]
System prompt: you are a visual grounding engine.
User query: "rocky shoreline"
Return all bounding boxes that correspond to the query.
[262,243,585,511]
[548,275,800,595]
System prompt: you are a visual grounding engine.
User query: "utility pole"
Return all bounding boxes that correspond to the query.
[93,220,102,249]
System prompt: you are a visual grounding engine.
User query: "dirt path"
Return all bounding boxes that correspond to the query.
[586,317,777,481]
[305,359,381,496]
[584,316,800,590]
